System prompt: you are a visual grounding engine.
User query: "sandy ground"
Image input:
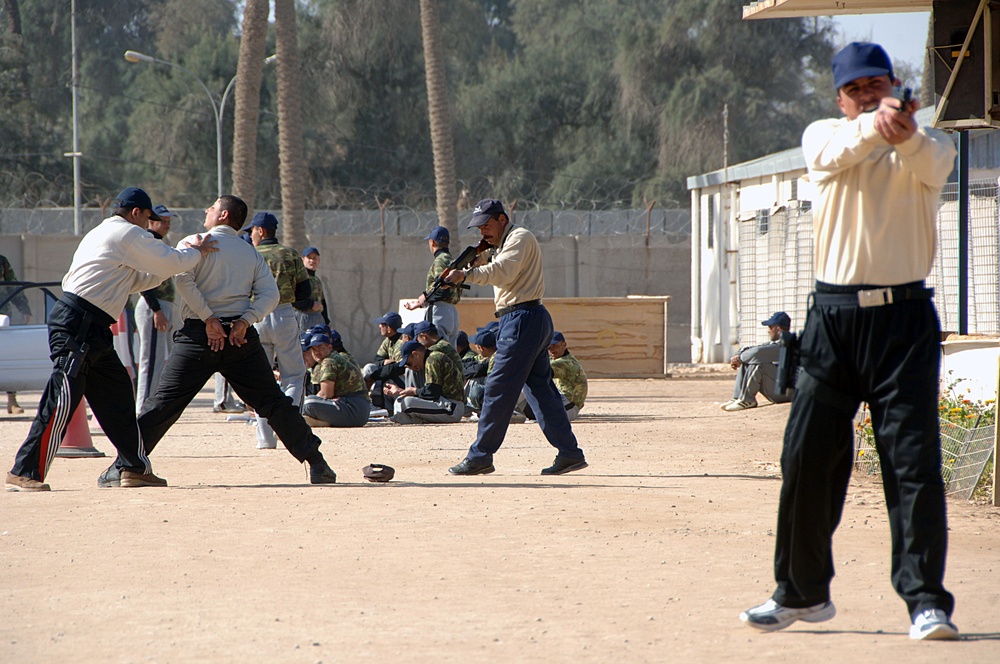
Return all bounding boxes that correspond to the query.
[1,377,998,663]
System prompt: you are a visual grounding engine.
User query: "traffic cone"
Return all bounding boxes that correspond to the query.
[56,400,105,458]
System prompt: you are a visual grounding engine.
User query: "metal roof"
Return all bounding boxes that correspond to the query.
[742,0,931,20]
[686,107,941,190]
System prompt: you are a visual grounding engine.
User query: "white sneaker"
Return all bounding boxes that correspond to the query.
[740,598,836,631]
[724,400,757,412]
[909,608,959,640]
[720,399,736,410]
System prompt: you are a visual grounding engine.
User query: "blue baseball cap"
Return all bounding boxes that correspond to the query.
[114,187,162,221]
[413,320,438,337]
[468,199,506,228]
[307,333,333,349]
[152,204,172,218]
[423,226,450,243]
[299,332,312,353]
[832,42,893,90]
[397,340,425,368]
[471,328,496,348]
[551,331,566,344]
[243,211,278,231]
[399,322,417,339]
[374,311,403,329]
[456,330,469,349]
[302,246,320,257]
[761,311,791,328]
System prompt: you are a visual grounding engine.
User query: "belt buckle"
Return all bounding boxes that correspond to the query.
[857,288,892,308]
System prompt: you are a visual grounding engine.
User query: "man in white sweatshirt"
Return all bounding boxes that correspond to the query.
[739,42,959,641]
[6,187,216,491]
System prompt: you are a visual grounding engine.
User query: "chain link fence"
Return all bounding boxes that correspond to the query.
[737,179,1000,347]
[0,205,691,242]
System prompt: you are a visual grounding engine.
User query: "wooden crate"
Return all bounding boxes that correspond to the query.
[455,296,670,378]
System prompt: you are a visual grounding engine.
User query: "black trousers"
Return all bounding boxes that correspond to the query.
[11,295,150,480]
[772,288,954,618]
[130,319,321,464]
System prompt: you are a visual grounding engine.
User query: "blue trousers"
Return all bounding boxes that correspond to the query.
[467,305,583,463]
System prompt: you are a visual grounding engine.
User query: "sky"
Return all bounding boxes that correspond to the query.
[831,11,932,77]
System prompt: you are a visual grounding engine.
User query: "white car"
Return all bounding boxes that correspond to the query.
[0,282,62,391]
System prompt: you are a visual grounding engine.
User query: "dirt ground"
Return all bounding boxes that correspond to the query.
[1,376,998,663]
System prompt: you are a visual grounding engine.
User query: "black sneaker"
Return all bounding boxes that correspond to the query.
[97,465,121,488]
[309,458,338,484]
[448,458,495,475]
[540,455,588,475]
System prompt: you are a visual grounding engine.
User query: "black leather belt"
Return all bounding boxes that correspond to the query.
[495,299,542,318]
[812,281,933,308]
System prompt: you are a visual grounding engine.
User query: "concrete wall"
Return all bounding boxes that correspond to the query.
[1,211,691,363]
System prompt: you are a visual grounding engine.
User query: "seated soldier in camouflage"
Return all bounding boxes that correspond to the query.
[517,331,588,422]
[386,340,465,424]
[464,325,498,414]
[413,321,462,370]
[307,324,360,369]
[301,333,371,428]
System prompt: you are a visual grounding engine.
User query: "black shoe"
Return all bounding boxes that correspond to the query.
[309,458,338,484]
[97,465,121,488]
[448,458,495,475]
[540,455,588,475]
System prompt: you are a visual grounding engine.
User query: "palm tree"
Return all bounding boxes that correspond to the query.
[274,0,307,250]
[231,0,269,209]
[419,0,457,235]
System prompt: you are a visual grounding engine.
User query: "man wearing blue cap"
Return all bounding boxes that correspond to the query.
[740,43,959,640]
[300,333,369,428]
[403,226,462,345]
[385,340,464,424]
[362,311,407,412]
[441,199,587,475]
[721,311,792,412]
[6,187,218,491]
[134,204,177,415]
[246,212,313,449]
[463,325,498,414]
[297,246,329,333]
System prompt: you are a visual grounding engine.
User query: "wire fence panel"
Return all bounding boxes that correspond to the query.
[929,179,1000,335]
[737,203,813,347]
[737,180,1000,346]
[854,405,995,500]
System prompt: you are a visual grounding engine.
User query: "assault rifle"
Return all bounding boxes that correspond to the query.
[423,238,491,303]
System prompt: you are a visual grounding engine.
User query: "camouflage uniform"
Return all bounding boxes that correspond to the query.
[301,353,370,428]
[253,240,310,448]
[391,348,466,424]
[422,249,460,345]
[550,351,588,411]
[428,338,463,376]
[517,351,586,421]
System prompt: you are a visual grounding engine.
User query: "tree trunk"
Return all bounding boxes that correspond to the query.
[274,0,307,251]
[231,0,269,208]
[419,0,457,235]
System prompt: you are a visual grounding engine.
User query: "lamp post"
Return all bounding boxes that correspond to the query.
[123,51,276,198]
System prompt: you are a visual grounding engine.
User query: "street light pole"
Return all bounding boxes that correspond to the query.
[124,51,278,199]
[124,50,224,197]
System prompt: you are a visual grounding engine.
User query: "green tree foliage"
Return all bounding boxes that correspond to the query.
[0,0,842,211]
